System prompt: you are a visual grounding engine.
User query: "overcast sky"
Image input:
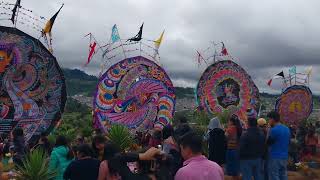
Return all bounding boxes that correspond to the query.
[2,0,320,94]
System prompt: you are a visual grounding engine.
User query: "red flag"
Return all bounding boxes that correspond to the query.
[86,42,97,66]
[267,79,272,86]
[221,43,228,56]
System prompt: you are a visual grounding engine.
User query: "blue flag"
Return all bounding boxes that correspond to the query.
[111,24,120,43]
[289,66,296,75]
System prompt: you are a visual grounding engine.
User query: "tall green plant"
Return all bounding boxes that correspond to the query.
[215,109,233,125]
[16,149,57,180]
[108,124,133,152]
[194,110,211,126]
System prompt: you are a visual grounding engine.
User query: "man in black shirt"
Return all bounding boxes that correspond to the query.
[64,144,100,180]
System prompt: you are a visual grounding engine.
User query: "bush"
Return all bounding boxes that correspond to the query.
[16,149,57,180]
[107,124,133,152]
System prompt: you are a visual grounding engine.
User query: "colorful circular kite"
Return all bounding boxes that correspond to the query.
[196,60,259,120]
[275,85,313,125]
[0,26,66,143]
[93,56,175,131]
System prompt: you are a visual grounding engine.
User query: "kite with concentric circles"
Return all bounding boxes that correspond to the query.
[93,56,175,131]
[196,60,259,120]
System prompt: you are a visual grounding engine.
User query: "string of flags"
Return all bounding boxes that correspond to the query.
[267,66,313,90]
[85,23,165,71]
[195,41,231,66]
[2,0,64,53]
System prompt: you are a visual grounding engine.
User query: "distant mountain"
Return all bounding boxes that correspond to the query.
[62,68,319,101]
[63,69,98,81]
[175,87,195,99]
[62,69,98,96]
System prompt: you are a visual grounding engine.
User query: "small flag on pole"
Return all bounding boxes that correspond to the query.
[84,33,97,66]
[127,23,144,42]
[111,24,120,43]
[42,4,64,36]
[306,66,312,76]
[86,42,97,66]
[221,42,229,56]
[276,71,285,78]
[154,30,164,49]
[153,30,164,58]
[289,66,296,75]
[267,71,286,90]
[10,0,21,24]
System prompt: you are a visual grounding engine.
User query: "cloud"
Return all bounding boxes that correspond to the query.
[2,0,320,94]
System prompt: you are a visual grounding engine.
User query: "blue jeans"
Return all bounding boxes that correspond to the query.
[263,159,268,180]
[268,159,288,180]
[240,158,263,180]
[226,149,240,176]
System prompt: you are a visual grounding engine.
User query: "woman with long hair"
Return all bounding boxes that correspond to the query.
[225,114,242,180]
[98,143,121,180]
[49,135,73,180]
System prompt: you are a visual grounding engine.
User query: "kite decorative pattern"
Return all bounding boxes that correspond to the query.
[275,85,313,125]
[93,56,175,132]
[0,26,66,143]
[196,60,259,120]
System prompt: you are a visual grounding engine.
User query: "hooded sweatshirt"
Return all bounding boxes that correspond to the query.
[49,146,73,180]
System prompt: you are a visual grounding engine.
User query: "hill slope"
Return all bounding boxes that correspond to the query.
[62,69,98,96]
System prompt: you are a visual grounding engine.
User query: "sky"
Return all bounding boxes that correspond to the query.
[1,0,320,94]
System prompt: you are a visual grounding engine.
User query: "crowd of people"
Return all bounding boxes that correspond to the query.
[0,109,318,180]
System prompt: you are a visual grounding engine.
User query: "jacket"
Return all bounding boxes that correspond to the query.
[239,127,265,160]
[208,128,227,165]
[49,146,73,180]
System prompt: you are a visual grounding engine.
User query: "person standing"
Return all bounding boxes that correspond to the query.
[175,132,224,180]
[257,118,269,180]
[267,111,290,180]
[239,117,265,180]
[206,117,227,166]
[49,136,73,180]
[64,144,100,180]
[225,115,242,180]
